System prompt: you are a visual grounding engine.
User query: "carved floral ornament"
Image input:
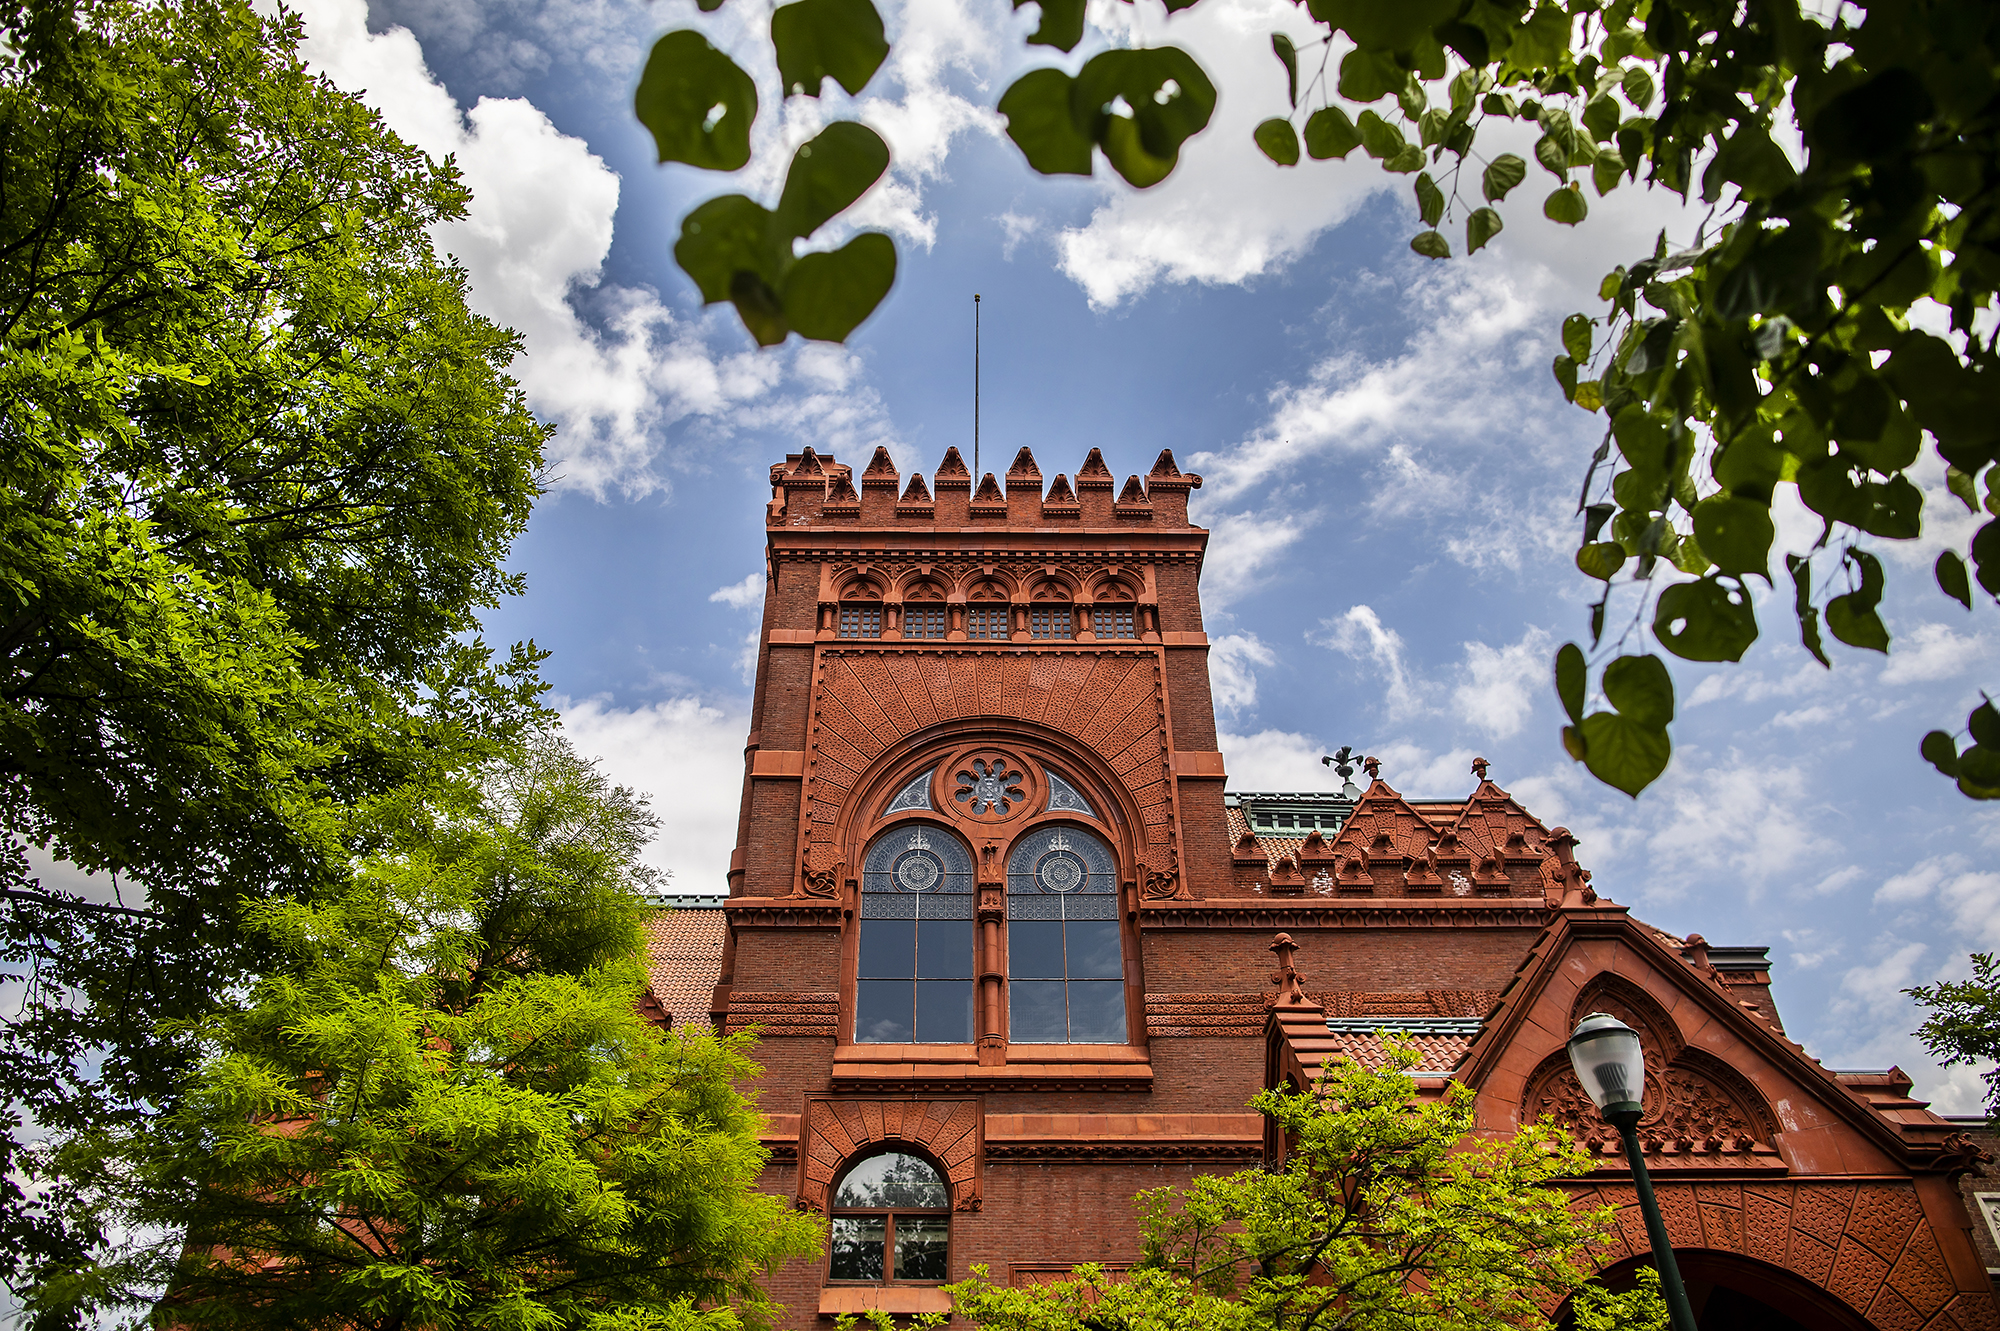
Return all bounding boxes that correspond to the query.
[816,560,1156,605]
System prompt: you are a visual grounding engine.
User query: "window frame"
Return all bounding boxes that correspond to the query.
[838,602,883,638]
[825,1150,953,1287]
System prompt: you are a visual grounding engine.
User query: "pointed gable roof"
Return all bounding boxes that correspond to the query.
[972,472,1004,503]
[1006,446,1041,482]
[899,471,932,504]
[935,446,970,485]
[1451,777,1551,862]
[1325,777,1439,864]
[1115,475,1149,506]
[1077,447,1114,488]
[1043,473,1078,506]
[860,445,900,489]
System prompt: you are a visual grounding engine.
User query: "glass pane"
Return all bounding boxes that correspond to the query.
[1067,981,1126,1043]
[855,980,913,1043]
[1010,979,1068,1042]
[1008,922,1065,979]
[1065,921,1123,979]
[916,919,973,979]
[895,1216,950,1281]
[829,1216,885,1281]
[858,919,915,979]
[837,1152,948,1208]
[912,980,974,1043]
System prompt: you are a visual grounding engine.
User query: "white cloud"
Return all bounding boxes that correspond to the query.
[709,573,767,612]
[1197,504,1315,610]
[1452,627,1552,739]
[1877,854,1964,904]
[559,693,752,890]
[292,0,905,499]
[1208,632,1277,719]
[1313,605,1425,719]
[1880,622,1992,685]
[1218,727,1347,791]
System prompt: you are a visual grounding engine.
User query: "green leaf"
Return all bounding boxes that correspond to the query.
[1414,172,1444,226]
[1612,403,1672,474]
[1466,206,1503,254]
[999,68,1093,175]
[1509,3,1569,69]
[1255,118,1301,166]
[1555,642,1586,726]
[674,194,782,307]
[1357,109,1404,160]
[1575,542,1627,581]
[1534,133,1571,179]
[772,0,888,97]
[1974,701,2000,749]
[1561,313,1591,362]
[1075,46,1219,188]
[1016,0,1086,52]
[1552,354,1577,400]
[1690,494,1775,580]
[1947,467,1981,513]
[1544,183,1588,224]
[1921,730,1962,777]
[1786,553,1830,667]
[1304,106,1362,159]
[1825,548,1890,654]
[1938,550,1973,610]
[1384,142,1425,173]
[634,31,759,171]
[1622,65,1654,110]
[1580,710,1671,797]
[785,233,897,342]
[1410,230,1451,259]
[1272,32,1298,106]
[775,122,891,239]
[1337,46,1407,102]
[1976,521,2000,598]
[1712,120,1797,200]
[1481,153,1527,201]
[1603,653,1673,728]
[1591,147,1627,195]
[1654,576,1758,662]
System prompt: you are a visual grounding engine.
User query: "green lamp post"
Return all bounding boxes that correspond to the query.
[1566,1012,1700,1331]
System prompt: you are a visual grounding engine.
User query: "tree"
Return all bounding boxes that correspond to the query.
[928,1043,1665,1331]
[0,0,548,1284]
[632,0,2000,801]
[26,734,822,1331]
[1908,953,2000,1120]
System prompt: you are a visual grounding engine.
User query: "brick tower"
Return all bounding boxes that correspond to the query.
[679,443,2000,1329]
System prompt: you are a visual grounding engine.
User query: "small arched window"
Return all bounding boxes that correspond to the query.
[828,1151,950,1283]
[1006,825,1124,1042]
[856,826,975,1042]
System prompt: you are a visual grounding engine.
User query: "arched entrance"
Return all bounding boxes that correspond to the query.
[1568,1251,1874,1331]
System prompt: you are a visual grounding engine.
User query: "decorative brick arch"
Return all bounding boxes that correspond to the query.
[797,1096,984,1214]
[1562,1181,1997,1330]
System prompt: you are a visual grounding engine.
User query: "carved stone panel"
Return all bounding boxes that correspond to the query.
[797,1096,984,1213]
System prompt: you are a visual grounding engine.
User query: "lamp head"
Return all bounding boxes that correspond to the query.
[1567,1012,1646,1123]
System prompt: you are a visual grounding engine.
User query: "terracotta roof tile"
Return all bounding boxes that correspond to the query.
[640,908,725,1032]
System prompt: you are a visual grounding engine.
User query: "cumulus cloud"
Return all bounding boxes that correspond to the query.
[1218,727,1348,791]
[1208,632,1277,718]
[1879,622,1993,685]
[709,573,766,612]
[1197,505,1316,611]
[560,693,752,890]
[293,0,906,498]
[1452,627,1552,739]
[1313,605,1425,719]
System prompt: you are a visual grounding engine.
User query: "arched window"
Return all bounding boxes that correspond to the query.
[827,1151,950,1283]
[856,826,974,1042]
[1006,825,1124,1042]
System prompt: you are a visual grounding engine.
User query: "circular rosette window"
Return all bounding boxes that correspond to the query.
[934,748,1044,824]
[1005,825,1117,917]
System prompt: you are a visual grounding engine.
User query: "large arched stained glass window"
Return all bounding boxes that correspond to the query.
[1005,825,1124,1043]
[857,826,975,1043]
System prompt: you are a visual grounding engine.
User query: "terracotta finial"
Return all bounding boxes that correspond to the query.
[1362,755,1381,780]
[1471,756,1490,781]
[1269,932,1309,1006]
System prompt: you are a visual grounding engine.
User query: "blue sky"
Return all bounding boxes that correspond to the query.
[292,0,2000,1109]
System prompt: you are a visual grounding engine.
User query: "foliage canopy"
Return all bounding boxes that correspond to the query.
[635,0,2000,802]
[29,735,821,1331]
[0,0,548,1293]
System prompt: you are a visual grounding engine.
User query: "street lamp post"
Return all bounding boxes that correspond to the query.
[1566,1013,1700,1331]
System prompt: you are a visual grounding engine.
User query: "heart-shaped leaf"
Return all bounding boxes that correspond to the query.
[1690,494,1775,579]
[1466,206,1503,254]
[776,122,890,239]
[1000,68,1094,175]
[1603,653,1674,728]
[1074,46,1218,188]
[635,31,759,171]
[1255,118,1300,166]
[1544,183,1589,224]
[1015,0,1086,51]
[1482,153,1526,201]
[1654,576,1759,661]
[772,0,888,98]
[1580,710,1671,796]
[1826,548,1890,653]
[1304,106,1361,159]
[1562,313,1592,361]
[1415,172,1444,225]
[785,233,897,342]
[1410,229,1450,259]
[1938,550,1973,609]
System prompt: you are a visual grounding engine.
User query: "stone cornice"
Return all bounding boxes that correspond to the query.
[1140,901,1553,929]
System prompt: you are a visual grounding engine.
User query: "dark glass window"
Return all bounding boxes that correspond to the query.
[828,1152,950,1283]
[857,826,975,1043]
[1097,606,1136,638]
[839,604,882,638]
[1029,606,1072,640]
[966,606,1009,640]
[903,606,947,640]
[1006,825,1124,1043]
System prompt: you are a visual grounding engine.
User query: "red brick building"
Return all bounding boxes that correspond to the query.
[651,444,2000,1330]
